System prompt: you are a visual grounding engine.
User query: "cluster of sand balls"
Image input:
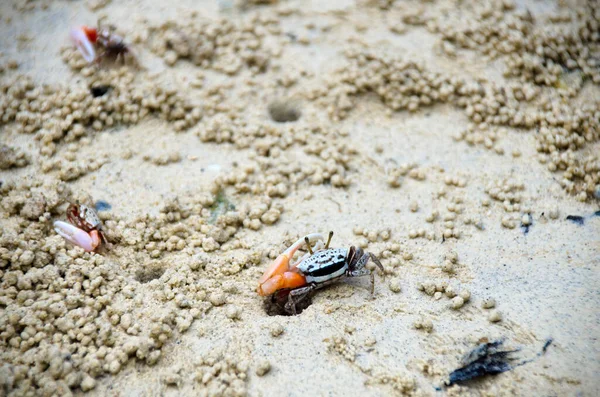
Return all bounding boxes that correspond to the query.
[316,39,598,199]
[0,243,164,395]
[146,13,280,74]
[64,50,202,130]
[189,351,249,395]
[433,1,600,85]
[453,123,506,155]
[0,144,29,169]
[483,178,533,228]
[428,1,600,199]
[544,154,599,200]
[385,162,427,188]
[417,280,471,310]
[348,228,413,274]
[406,193,467,241]
[0,182,151,394]
[38,143,110,182]
[197,115,355,192]
[326,336,357,363]
[431,2,530,59]
[461,82,599,199]
[0,175,277,395]
[310,46,461,120]
[1,69,200,164]
[533,103,599,201]
[104,187,275,256]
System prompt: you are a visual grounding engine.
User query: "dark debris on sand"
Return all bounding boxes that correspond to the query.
[566,215,585,225]
[445,339,553,387]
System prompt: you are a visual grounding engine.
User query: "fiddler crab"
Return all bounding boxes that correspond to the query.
[257,232,384,315]
[70,22,134,64]
[53,203,108,252]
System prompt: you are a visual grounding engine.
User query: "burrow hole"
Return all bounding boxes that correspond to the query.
[263,289,313,316]
[268,99,302,123]
[135,263,166,283]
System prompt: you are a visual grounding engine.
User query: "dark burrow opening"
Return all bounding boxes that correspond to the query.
[263,289,313,316]
[135,264,166,283]
[90,84,113,97]
[268,99,302,123]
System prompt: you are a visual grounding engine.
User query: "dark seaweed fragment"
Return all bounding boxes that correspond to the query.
[447,340,518,386]
[520,216,532,234]
[95,200,112,211]
[566,215,585,225]
[541,338,553,353]
[445,339,553,387]
[594,210,600,217]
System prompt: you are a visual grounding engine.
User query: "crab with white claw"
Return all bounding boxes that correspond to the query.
[257,231,385,315]
[53,203,108,252]
[70,20,135,65]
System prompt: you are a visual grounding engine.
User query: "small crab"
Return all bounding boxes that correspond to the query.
[257,232,384,315]
[70,21,134,64]
[54,203,108,252]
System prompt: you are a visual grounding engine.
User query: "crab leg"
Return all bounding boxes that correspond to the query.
[285,284,317,315]
[54,221,100,252]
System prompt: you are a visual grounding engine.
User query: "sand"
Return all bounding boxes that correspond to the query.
[0,0,599,396]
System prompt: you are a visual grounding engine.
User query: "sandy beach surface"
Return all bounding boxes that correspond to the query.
[1,0,599,396]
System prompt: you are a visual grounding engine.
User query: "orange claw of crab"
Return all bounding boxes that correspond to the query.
[81,26,98,43]
[257,233,324,296]
[257,271,307,296]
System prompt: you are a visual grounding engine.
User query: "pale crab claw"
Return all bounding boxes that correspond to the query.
[54,221,100,252]
[70,27,96,63]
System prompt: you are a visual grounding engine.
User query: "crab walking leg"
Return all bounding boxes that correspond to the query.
[54,221,99,252]
[369,252,385,273]
[285,285,316,315]
[348,268,375,294]
[349,253,385,295]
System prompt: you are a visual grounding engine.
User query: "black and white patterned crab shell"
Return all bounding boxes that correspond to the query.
[79,205,101,228]
[68,203,102,231]
[296,248,349,284]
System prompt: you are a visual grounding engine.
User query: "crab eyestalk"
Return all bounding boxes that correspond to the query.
[54,221,100,252]
[257,233,324,296]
